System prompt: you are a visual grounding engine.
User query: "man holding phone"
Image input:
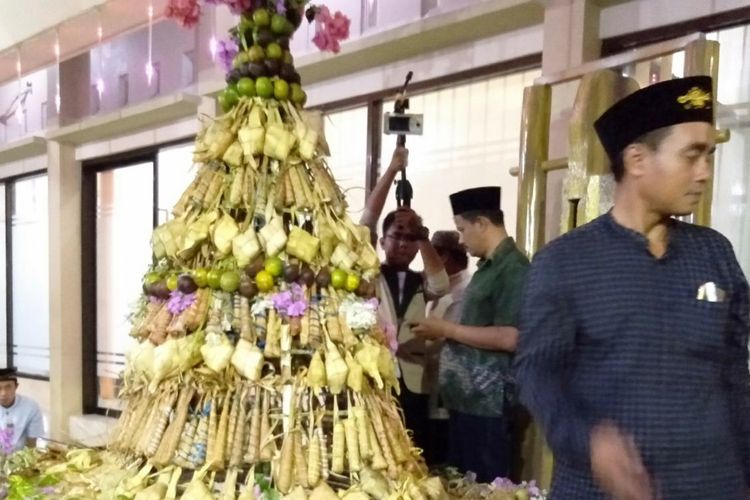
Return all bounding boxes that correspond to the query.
[412,186,529,481]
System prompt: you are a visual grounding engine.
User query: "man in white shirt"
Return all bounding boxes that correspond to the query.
[427,230,471,323]
[425,230,471,465]
[360,146,449,465]
[0,367,44,452]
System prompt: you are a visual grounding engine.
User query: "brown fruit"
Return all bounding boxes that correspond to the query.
[283,262,300,283]
[151,280,171,300]
[356,280,376,298]
[245,258,265,278]
[316,269,331,288]
[300,266,315,287]
[178,274,198,294]
[238,275,259,299]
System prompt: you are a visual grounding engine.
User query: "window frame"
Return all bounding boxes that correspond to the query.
[80,138,193,415]
[1,169,50,381]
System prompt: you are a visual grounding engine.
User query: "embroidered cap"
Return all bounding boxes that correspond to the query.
[450,187,501,216]
[594,76,714,162]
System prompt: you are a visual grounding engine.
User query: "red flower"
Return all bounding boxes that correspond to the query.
[165,0,202,28]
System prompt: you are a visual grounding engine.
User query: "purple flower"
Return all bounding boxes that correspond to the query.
[272,291,293,312]
[364,297,379,310]
[41,486,56,495]
[527,481,541,496]
[290,283,304,300]
[167,291,196,315]
[217,38,239,73]
[287,300,308,317]
[0,427,14,455]
[491,477,516,490]
[275,0,286,14]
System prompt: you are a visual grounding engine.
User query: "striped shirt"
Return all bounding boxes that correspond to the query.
[514,212,750,499]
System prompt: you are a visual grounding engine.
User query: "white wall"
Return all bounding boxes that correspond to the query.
[90,20,197,115]
[0,68,50,144]
[600,0,750,38]
[0,0,105,53]
[306,24,543,107]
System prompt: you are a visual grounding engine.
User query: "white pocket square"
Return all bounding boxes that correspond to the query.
[696,282,727,302]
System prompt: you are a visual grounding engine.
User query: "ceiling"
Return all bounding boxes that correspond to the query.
[0,0,167,85]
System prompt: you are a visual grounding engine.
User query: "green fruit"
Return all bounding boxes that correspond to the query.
[274,79,290,101]
[247,45,265,63]
[331,269,347,290]
[144,271,161,285]
[345,273,361,293]
[192,268,208,287]
[282,51,293,65]
[255,270,275,292]
[515,491,529,500]
[218,88,239,112]
[237,52,251,65]
[237,77,256,97]
[220,271,241,293]
[253,8,271,27]
[239,14,254,32]
[255,77,273,99]
[271,14,289,34]
[264,256,284,278]
[166,274,179,291]
[207,269,223,289]
[265,43,283,60]
[290,84,306,106]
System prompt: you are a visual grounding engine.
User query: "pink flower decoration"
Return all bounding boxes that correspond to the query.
[328,11,350,39]
[165,0,202,28]
[312,30,340,53]
[312,5,350,54]
[383,323,398,354]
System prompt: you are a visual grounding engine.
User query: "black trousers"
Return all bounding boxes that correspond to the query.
[398,384,433,463]
[448,410,512,483]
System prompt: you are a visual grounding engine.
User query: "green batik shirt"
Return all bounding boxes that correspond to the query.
[438,237,529,416]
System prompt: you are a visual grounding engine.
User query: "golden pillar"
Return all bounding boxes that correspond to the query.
[561,70,639,232]
[683,39,720,227]
[517,84,552,257]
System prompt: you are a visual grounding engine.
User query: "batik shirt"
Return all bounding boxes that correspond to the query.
[439,237,529,416]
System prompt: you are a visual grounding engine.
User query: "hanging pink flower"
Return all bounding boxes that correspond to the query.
[383,323,398,354]
[327,10,350,39]
[311,4,350,54]
[312,30,340,53]
[165,0,202,28]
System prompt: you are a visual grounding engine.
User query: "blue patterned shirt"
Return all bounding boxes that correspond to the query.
[514,212,750,499]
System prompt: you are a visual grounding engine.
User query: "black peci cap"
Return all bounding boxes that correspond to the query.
[594,76,714,162]
[449,187,501,216]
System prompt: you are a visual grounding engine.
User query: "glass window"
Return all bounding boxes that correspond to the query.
[11,175,49,376]
[0,185,6,367]
[709,25,750,275]
[92,141,194,410]
[157,143,197,224]
[324,106,369,220]
[379,69,541,269]
[96,163,154,410]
